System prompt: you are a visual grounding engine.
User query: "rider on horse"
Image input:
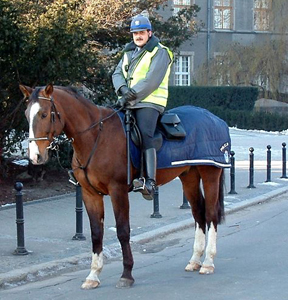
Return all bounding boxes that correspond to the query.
[112,14,173,200]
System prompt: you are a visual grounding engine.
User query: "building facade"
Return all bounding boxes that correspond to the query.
[166,0,284,88]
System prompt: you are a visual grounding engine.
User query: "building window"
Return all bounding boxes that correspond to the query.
[254,73,270,90]
[172,0,193,16]
[254,0,271,31]
[214,52,230,86]
[214,0,233,30]
[174,55,191,86]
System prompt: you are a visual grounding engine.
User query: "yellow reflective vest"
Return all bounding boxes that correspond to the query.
[121,43,173,107]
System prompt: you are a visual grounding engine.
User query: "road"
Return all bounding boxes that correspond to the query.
[1,192,287,300]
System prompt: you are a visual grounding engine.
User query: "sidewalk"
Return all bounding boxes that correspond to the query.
[1,166,288,289]
[1,127,288,289]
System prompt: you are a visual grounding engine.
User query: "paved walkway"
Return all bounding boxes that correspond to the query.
[1,128,288,289]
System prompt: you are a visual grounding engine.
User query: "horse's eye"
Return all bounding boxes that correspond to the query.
[41,113,48,119]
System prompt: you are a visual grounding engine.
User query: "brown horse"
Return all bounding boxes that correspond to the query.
[20,83,228,289]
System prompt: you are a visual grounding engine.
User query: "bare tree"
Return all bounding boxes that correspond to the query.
[196,0,288,101]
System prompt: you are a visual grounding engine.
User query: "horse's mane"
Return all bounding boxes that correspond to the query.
[56,86,84,100]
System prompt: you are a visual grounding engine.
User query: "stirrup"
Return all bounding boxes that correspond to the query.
[68,170,79,186]
[133,177,154,201]
[133,177,145,192]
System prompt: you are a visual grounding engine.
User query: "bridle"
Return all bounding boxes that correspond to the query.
[27,95,62,150]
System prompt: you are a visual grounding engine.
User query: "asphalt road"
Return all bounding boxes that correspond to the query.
[1,192,288,300]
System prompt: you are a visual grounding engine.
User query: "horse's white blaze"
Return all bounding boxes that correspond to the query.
[203,222,217,267]
[190,222,205,265]
[85,252,103,283]
[28,102,41,164]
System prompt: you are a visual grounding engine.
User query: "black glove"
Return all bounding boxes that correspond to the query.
[120,86,137,102]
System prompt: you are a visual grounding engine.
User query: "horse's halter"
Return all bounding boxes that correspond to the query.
[28,95,62,150]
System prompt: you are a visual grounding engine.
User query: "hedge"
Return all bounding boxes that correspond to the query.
[167,86,288,131]
[167,86,258,111]
[209,107,288,131]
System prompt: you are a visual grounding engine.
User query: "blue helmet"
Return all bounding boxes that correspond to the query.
[130,15,152,32]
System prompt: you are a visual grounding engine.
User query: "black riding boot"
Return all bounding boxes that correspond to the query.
[133,148,157,200]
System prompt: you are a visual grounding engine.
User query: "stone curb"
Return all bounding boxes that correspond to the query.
[1,186,288,290]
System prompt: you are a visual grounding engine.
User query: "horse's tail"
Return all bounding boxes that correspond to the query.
[217,169,225,224]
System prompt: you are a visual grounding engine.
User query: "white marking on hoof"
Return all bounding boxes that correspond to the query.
[82,252,103,289]
[202,222,217,272]
[185,261,202,272]
[187,223,205,272]
[199,265,215,275]
[81,279,100,289]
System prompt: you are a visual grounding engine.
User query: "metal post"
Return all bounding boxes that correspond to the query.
[72,185,86,240]
[180,193,190,209]
[151,187,162,218]
[266,145,271,182]
[247,147,256,188]
[281,142,288,179]
[228,151,237,194]
[14,182,29,255]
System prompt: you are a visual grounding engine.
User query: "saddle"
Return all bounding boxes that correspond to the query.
[130,112,187,151]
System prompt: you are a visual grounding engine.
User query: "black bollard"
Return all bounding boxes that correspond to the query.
[266,145,271,182]
[247,147,256,188]
[72,185,86,240]
[281,142,288,179]
[151,187,162,218]
[228,151,237,194]
[180,193,190,209]
[13,182,29,255]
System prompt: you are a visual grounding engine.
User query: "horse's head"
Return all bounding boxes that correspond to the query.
[20,84,64,165]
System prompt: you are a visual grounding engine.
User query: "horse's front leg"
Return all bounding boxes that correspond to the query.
[110,189,134,288]
[81,189,105,289]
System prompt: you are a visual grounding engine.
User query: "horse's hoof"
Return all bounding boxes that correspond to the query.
[81,279,100,289]
[199,265,214,275]
[185,261,202,272]
[116,278,135,289]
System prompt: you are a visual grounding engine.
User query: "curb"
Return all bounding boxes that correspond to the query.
[1,186,288,289]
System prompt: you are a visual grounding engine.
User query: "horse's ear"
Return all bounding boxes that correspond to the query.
[19,85,33,98]
[44,83,54,97]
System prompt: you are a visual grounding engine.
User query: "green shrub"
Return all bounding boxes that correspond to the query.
[167,86,258,111]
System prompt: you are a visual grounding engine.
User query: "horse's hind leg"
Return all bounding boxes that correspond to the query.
[81,190,105,289]
[198,166,223,275]
[110,190,134,288]
[179,167,206,272]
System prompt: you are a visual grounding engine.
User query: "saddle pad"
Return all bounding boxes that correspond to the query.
[117,105,231,169]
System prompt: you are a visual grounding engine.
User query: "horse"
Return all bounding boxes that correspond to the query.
[20,83,230,290]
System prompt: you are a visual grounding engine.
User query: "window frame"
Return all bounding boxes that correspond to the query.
[174,53,194,86]
[172,0,194,16]
[214,0,234,31]
[213,52,230,86]
[253,0,271,32]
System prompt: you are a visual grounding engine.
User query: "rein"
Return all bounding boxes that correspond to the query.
[73,106,123,195]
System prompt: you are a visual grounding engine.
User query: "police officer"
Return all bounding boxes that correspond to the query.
[112,14,173,200]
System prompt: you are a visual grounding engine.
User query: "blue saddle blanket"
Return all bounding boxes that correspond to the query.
[118,105,231,169]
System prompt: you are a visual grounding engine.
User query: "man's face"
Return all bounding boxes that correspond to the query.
[132,30,152,47]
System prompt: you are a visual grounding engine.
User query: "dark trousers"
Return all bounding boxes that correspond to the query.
[134,108,160,150]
